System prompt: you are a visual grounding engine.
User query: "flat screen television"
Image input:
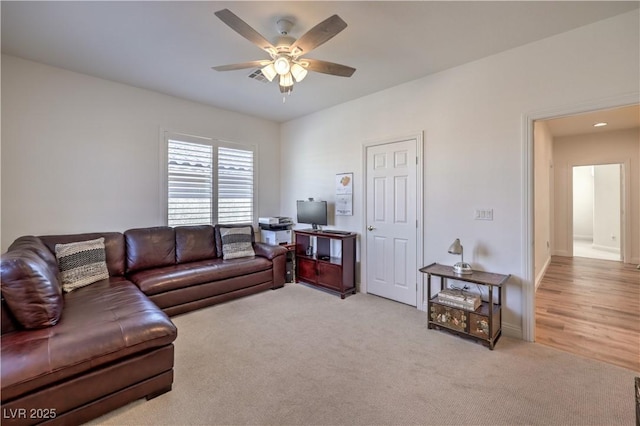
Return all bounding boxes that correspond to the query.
[296,200,328,230]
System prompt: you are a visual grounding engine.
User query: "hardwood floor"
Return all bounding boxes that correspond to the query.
[536,256,640,372]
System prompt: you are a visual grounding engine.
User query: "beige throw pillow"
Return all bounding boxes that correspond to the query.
[220,226,255,260]
[55,237,109,292]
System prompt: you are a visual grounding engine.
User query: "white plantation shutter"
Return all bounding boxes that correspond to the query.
[218,146,254,224]
[165,134,255,226]
[168,140,213,226]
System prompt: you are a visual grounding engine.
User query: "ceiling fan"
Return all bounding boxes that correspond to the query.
[212,9,356,96]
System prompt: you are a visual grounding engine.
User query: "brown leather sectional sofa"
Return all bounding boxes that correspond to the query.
[0,224,287,425]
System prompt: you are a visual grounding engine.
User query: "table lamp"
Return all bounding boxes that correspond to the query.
[448,238,472,274]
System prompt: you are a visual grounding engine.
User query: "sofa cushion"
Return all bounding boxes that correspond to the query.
[129,257,272,296]
[215,224,255,259]
[0,277,177,402]
[55,237,109,293]
[125,227,176,273]
[0,250,63,329]
[40,232,126,277]
[219,226,255,260]
[175,225,216,264]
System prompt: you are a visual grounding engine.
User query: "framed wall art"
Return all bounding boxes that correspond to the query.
[335,173,353,216]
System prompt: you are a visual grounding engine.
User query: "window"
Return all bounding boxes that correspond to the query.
[218,146,254,224]
[167,139,213,226]
[165,133,255,227]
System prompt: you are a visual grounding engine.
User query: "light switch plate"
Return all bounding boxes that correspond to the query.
[474,208,493,221]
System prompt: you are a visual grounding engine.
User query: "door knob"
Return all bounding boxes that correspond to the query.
[367,225,375,231]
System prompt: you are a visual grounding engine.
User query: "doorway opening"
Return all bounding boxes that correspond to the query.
[522,93,640,342]
[526,100,639,370]
[572,164,622,262]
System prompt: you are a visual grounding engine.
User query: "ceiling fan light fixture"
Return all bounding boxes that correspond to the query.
[213,9,356,98]
[279,72,294,87]
[291,63,308,82]
[261,63,277,82]
[274,56,291,75]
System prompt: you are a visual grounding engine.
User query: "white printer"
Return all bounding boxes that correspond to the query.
[258,217,293,245]
[258,216,293,226]
[260,229,292,245]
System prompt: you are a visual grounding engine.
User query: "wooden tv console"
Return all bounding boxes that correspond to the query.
[294,229,356,299]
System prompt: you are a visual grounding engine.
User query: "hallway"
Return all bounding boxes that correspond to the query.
[536,256,639,372]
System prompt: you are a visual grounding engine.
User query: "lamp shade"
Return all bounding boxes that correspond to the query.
[447,238,472,274]
[291,63,308,82]
[279,84,293,94]
[279,72,294,87]
[274,56,290,75]
[261,63,277,82]
[448,238,463,255]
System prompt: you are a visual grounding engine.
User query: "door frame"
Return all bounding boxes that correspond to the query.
[521,92,638,342]
[361,132,424,309]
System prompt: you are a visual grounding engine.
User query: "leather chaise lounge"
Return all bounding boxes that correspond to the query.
[1,224,287,425]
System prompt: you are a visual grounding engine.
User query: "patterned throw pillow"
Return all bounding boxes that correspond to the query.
[219,226,255,260]
[55,237,109,292]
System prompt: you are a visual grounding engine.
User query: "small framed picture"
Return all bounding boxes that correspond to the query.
[336,173,353,195]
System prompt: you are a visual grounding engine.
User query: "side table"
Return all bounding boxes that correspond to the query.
[419,263,509,350]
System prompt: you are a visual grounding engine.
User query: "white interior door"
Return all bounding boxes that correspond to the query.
[365,139,418,306]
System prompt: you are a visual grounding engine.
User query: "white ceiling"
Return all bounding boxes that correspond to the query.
[545,105,640,138]
[2,1,638,123]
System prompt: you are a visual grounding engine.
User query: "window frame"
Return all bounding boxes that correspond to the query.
[160,130,258,227]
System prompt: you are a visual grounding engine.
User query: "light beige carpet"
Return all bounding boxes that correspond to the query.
[91,284,637,425]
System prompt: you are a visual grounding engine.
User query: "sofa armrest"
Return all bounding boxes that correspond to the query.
[253,243,287,289]
[1,297,19,335]
[253,242,287,260]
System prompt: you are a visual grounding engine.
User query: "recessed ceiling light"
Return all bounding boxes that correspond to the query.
[593,122,608,127]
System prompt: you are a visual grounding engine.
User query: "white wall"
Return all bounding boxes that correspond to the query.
[593,164,621,251]
[534,121,553,286]
[1,55,281,251]
[553,128,638,262]
[573,166,594,240]
[280,11,640,338]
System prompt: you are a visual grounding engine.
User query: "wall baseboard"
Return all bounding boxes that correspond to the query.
[502,322,523,340]
[591,244,621,254]
[535,256,552,290]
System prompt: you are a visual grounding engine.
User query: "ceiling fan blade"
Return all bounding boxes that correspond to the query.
[290,15,347,55]
[212,60,272,72]
[215,9,275,53]
[303,59,356,77]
